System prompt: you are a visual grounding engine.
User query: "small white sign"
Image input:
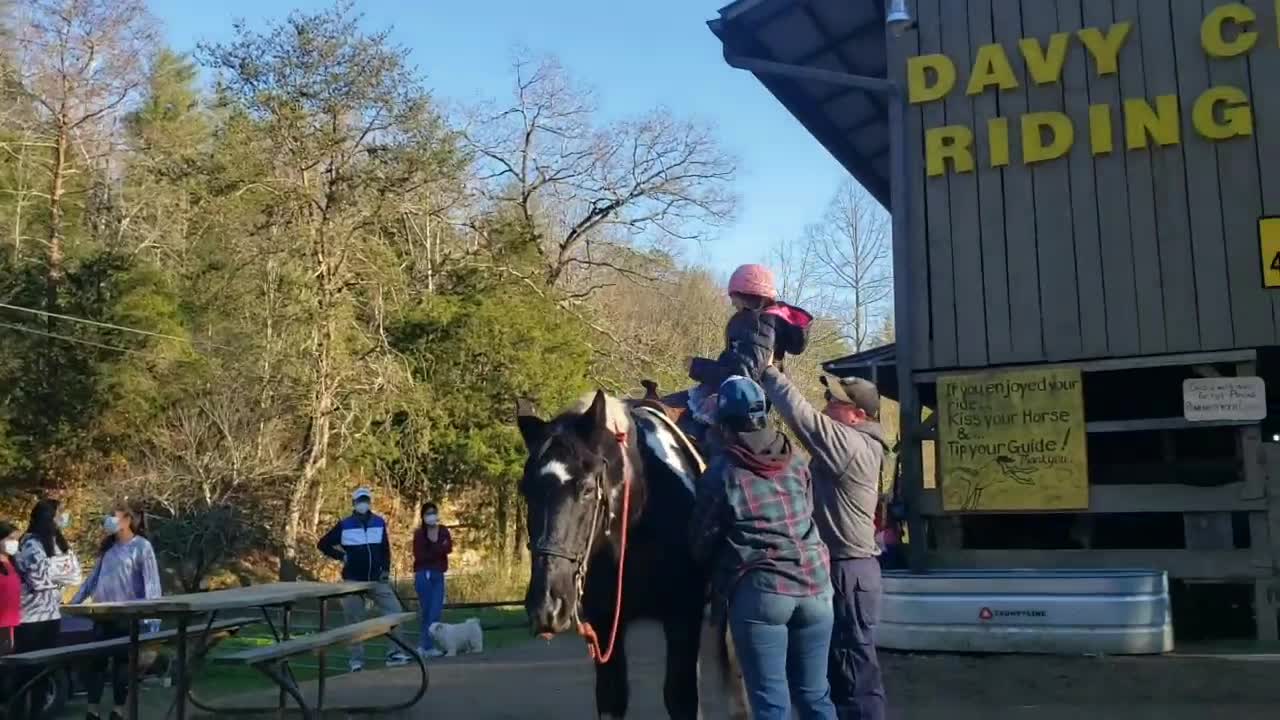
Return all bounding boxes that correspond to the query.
[1183,377,1267,422]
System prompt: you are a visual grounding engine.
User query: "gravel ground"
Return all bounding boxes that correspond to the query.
[206,620,1280,719]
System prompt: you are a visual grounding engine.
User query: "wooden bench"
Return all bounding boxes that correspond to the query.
[0,616,259,717]
[213,611,426,719]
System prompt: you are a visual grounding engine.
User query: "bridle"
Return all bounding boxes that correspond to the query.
[528,463,611,627]
[528,430,631,664]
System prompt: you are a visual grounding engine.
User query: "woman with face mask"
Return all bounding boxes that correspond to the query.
[72,503,162,720]
[0,520,21,657]
[412,502,453,658]
[12,498,81,718]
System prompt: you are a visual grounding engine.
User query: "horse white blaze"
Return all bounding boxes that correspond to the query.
[540,460,573,484]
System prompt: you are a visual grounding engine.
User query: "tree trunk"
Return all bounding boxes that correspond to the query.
[307,482,325,535]
[46,124,68,321]
[510,497,525,562]
[281,215,338,580]
[495,487,509,557]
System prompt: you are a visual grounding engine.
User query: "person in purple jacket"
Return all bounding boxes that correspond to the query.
[72,503,162,720]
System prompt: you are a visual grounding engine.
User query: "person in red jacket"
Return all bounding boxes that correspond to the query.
[1,520,21,656]
[412,502,453,658]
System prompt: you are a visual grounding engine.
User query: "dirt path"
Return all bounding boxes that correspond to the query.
[210,621,1280,718]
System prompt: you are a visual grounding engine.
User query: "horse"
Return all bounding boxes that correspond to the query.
[516,390,747,719]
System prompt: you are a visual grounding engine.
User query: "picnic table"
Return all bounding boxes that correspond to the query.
[60,580,378,720]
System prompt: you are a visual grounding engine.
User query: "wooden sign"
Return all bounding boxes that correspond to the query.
[1183,377,1267,422]
[938,368,1089,512]
[1262,217,1280,288]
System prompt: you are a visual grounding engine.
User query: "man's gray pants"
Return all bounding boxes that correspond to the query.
[340,581,409,663]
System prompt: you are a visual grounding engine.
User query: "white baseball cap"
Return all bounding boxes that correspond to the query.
[352,487,373,502]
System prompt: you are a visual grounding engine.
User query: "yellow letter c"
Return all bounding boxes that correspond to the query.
[1201,2,1257,58]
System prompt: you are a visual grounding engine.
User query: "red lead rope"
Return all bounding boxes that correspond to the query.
[577,431,632,664]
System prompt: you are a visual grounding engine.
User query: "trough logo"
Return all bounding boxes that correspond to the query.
[978,607,1047,621]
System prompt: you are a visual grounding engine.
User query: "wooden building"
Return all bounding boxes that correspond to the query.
[711,0,1280,641]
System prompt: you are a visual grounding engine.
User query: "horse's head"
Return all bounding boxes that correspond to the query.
[516,390,628,636]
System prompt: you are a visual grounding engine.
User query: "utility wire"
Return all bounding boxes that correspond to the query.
[0,301,221,348]
[0,320,181,361]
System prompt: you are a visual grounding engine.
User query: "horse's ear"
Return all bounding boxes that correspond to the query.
[516,398,539,418]
[516,402,547,453]
[574,390,609,444]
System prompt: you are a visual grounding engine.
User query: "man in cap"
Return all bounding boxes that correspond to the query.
[758,366,890,720]
[318,487,413,671]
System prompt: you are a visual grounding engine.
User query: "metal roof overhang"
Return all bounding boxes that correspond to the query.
[708,0,892,206]
[823,344,940,408]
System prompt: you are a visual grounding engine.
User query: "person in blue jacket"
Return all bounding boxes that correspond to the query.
[318,487,412,671]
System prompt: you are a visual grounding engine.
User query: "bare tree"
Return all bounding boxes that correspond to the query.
[464,52,737,295]
[771,235,839,335]
[5,0,158,312]
[769,237,854,398]
[128,390,289,590]
[805,179,892,352]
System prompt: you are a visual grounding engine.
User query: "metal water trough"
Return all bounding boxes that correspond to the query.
[878,568,1173,655]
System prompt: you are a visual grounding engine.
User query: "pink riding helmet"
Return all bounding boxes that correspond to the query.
[727,264,778,301]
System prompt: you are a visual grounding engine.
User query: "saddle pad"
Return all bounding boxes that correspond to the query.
[632,404,707,483]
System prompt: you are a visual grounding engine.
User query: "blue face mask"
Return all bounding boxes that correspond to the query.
[103,515,121,534]
[354,502,371,515]
[55,512,70,530]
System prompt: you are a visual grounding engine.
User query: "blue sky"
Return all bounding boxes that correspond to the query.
[146,0,851,277]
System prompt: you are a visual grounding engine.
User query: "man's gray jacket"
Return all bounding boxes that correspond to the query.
[760,367,889,560]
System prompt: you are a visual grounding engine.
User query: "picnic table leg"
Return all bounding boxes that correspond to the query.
[174,614,190,720]
[257,661,316,720]
[128,618,141,720]
[316,599,328,716]
[278,602,292,719]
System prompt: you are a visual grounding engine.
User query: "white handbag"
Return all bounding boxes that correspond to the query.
[48,550,82,587]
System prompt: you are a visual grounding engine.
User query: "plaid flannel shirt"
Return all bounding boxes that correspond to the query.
[690,447,830,613]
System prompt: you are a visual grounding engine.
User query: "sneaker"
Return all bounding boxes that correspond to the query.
[418,647,445,659]
[385,651,412,667]
[348,659,364,673]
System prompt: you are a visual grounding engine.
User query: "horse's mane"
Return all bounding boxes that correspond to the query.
[559,392,632,438]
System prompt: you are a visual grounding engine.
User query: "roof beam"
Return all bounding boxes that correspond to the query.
[795,16,883,68]
[710,4,894,205]
[840,112,882,135]
[723,55,896,95]
[799,2,891,183]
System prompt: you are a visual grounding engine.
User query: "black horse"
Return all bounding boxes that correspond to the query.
[517,390,743,719]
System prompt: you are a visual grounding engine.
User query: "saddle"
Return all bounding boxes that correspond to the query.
[631,380,712,469]
[636,379,689,424]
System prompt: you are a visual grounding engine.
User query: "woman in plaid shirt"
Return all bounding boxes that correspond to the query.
[690,376,835,720]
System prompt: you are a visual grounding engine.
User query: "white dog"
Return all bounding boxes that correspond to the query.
[428,618,483,656]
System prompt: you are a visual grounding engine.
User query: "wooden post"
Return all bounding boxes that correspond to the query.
[1241,360,1279,641]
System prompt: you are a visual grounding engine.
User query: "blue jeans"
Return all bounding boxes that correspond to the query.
[728,582,836,720]
[414,569,446,651]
